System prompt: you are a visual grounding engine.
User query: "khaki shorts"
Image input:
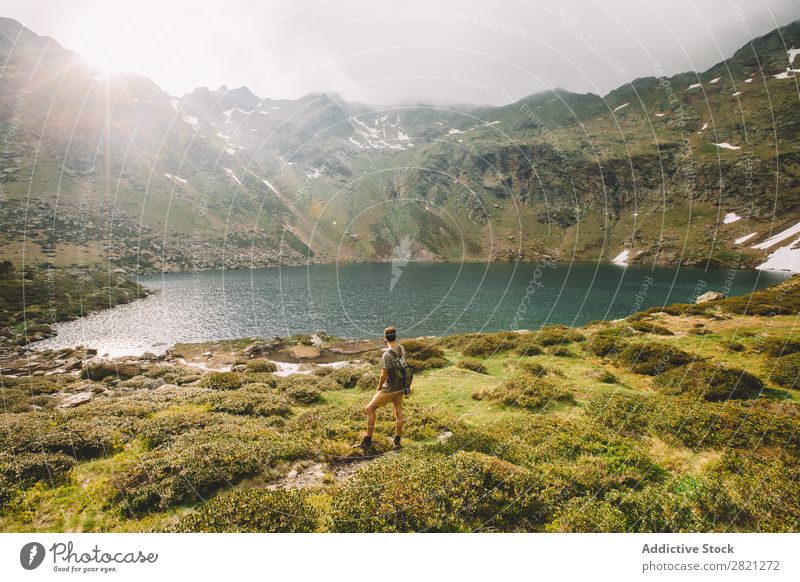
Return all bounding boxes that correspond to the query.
[368,389,404,408]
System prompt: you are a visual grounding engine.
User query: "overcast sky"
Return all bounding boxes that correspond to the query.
[1,0,798,105]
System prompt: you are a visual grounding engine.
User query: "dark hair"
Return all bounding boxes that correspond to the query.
[384,326,397,341]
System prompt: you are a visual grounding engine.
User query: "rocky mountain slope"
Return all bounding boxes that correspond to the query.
[1,17,799,273]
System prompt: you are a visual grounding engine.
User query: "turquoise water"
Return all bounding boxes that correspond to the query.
[34,262,789,356]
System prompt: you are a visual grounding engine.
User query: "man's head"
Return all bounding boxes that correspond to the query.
[384,326,397,343]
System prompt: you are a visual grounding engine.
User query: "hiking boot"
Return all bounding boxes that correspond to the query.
[391,435,401,449]
[352,436,372,450]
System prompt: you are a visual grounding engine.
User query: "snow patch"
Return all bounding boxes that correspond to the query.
[752,220,800,250]
[756,237,800,272]
[165,172,187,185]
[612,103,629,112]
[654,112,666,117]
[723,212,741,224]
[612,249,630,265]
[701,122,709,131]
[732,91,742,96]
[774,68,800,80]
[170,98,180,112]
[223,167,241,185]
[744,78,753,83]
[225,147,236,155]
[262,179,279,195]
[709,77,721,84]
[182,115,199,128]
[713,142,741,150]
[735,232,757,245]
[687,83,702,90]
[788,48,800,66]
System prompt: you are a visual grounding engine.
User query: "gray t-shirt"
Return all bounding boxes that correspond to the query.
[381,344,405,391]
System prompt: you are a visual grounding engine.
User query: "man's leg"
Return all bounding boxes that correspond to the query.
[391,394,404,438]
[365,391,392,438]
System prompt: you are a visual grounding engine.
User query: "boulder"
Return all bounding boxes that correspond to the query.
[58,391,94,408]
[82,359,142,380]
[243,342,269,357]
[696,291,725,304]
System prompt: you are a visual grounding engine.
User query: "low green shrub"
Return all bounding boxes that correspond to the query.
[630,321,674,335]
[246,359,278,373]
[356,371,380,391]
[199,372,244,391]
[535,325,585,346]
[597,370,618,384]
[654,363,764,401]
[515,337,543,356]
[408,356,447,370]
[517,361,547,377]
[197,390,294,417]
[546,496,629,532]
[329,450,545,532]
[0,451,76,484]
[768,353,800,389]
[139,408,222,449]
[172,488,317,532]
[401,339,445,360]
[0,386,54,412]
[114,422,307,512]
[618,343,693,375]
[81,361,141,381]
[586,334,626,357]
[473,373,574,410]
[275,375,325,404]
[692,451,800,532]
[586,392,800,451]
[0,411,136,458]
[327,367,364,388]
[457,360,488,374]
[755,337,800,358]
[241,372,278,387]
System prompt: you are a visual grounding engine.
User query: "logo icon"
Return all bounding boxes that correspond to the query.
[20,542,46,570]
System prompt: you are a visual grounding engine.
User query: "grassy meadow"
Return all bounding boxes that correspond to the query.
[1,276,799,532]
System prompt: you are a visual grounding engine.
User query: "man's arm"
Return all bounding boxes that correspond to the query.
[378,368,388,391]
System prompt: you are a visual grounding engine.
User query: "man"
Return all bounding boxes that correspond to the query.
[353,326,405,450]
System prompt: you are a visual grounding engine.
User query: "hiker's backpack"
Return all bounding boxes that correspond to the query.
[388,347,414,395]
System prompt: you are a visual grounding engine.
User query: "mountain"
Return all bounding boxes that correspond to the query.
[1,17,799,273]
